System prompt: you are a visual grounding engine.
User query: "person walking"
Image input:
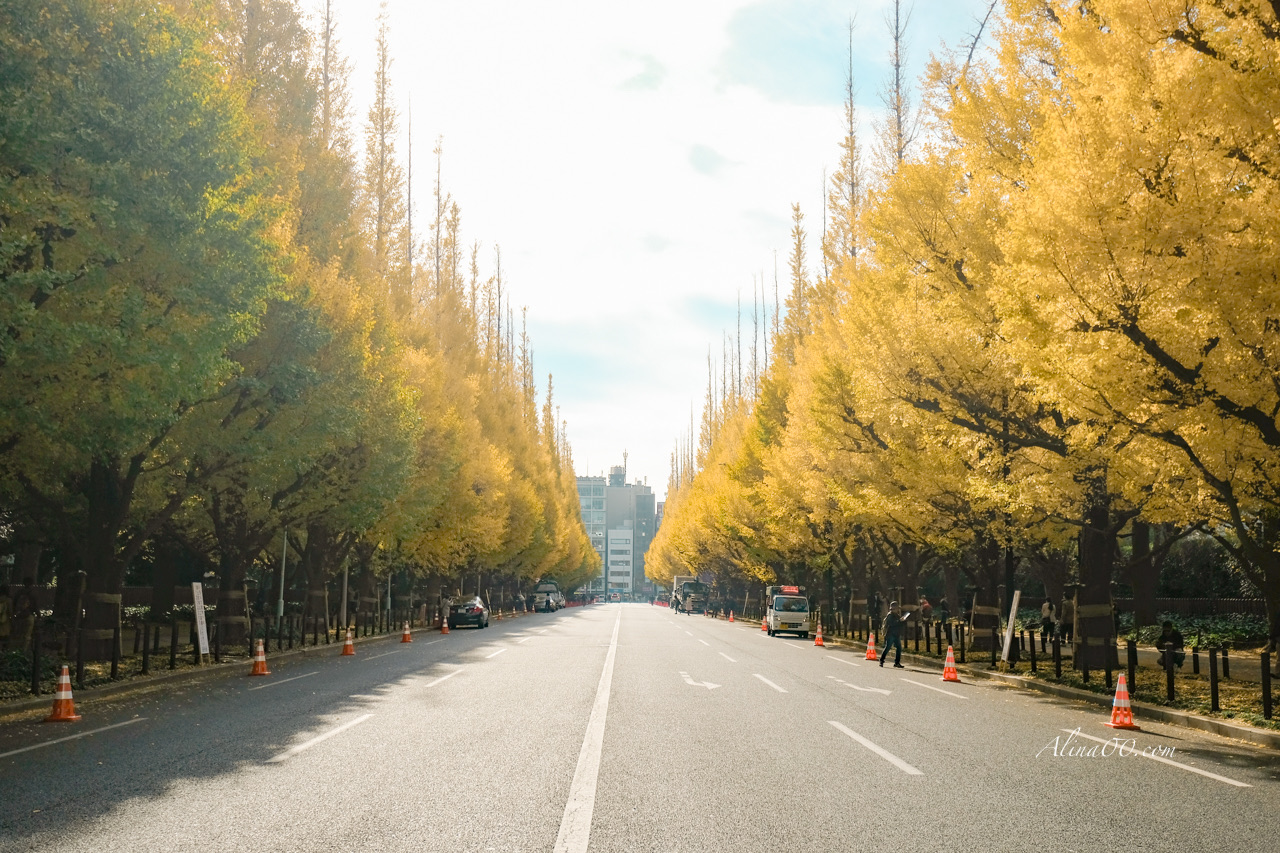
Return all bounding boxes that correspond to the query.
[879,601,911,668]
[1040,597,1054,652]
[1059,595,1074,644]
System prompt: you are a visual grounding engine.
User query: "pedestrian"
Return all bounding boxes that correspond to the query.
[1156,620,1186,669]
[919,596,932,624]
[879,601,912,669]
[1059,595,1074,644]
[1040,597,1054,650]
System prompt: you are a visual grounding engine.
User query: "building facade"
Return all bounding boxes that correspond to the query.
[576,475,606,593]
[577,463,656,598]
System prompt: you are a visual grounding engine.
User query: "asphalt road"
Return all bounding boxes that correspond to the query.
[2,604,1278,852]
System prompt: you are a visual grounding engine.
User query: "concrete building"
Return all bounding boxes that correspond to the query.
[576,475,606,593]
[577,461,656,598]
[606,529,633,594]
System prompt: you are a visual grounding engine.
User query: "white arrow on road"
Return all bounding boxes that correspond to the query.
[679,671,721,689]
[828,675,891,696]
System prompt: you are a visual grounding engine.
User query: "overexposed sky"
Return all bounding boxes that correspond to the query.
[324,0,992,500]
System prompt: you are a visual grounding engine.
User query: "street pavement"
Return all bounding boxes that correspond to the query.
[1,604,1278,852]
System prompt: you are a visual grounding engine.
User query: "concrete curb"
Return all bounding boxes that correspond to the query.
[0,626,436,722]
[767,622,1280,751]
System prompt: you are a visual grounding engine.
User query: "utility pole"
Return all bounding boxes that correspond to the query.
[277,531,287,618]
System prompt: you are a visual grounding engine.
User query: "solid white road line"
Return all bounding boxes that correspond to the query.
[266,714,373,764]
[425,669,463,688]
[827,655,861,667]
[486,648,508,659]
[698,639,710,646]
[685,631,693,636]
[829,721,923,775]
[1060,729,1251,788]
[719,652,737,663]
[516,636,532,643]
[365,649,404,661]
[247,671,318,691]
[753,674,788,693]
[901,678,967,699]
[0,718,147,760]
[421,639,444,646]
[554,608,621,853]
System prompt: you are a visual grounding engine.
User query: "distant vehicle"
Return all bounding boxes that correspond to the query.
[765,585,810,638]
[448,595,490,629]
[610,592,621,602]
[671,575,708,614]
[533,581,562,612]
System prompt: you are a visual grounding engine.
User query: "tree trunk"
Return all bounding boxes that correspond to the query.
[967,538,1002,652]
[1130,519,1158,629]
[1075,475,1120,670]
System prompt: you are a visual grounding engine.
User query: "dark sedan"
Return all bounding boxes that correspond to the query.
[447,596,490,629]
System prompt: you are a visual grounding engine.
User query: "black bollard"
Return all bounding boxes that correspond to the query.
[192,619,200,666]
[288,616,295,650]
[1104,637,1113,690]
[1029,631,1037,673]
[1209,647,1220,712]
[247,615,255,658]
[1126,639,1137,696]
[169,617,179,671]
[959,624,966,664]
[1192,647,1200,675]
[1164,642,1176,702]
[1222,646,1230,679]
[1081,631,1090,684]
[214,620,221,664]
[1262,652,1272,720]
[925,621,931,654]
[75,622,86,689]
[276,614,284,652]
[1053,634,1062,679]
[111,622,121,680]
[313,616,319,647]
[914,622,920,653]
[31,617,43,696]
[991,626,999,667]
[141,621,151,675]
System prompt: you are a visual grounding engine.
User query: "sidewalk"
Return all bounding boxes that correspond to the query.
[778,623,1280,751]
[0,625,432,722]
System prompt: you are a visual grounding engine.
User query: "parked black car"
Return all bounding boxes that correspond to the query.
[448,596,490,629]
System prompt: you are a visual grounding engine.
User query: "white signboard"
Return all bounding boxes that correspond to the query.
[1001,589,1021,662]
[191,582,210,655]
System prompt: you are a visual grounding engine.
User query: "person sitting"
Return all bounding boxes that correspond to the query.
[1156,620,1185,669]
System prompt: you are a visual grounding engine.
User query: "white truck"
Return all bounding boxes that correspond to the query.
[670,575,708,614]
[765,585,810,638]
[532,581,563,612]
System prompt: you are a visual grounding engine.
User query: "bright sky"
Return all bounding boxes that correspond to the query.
[326,0,993,500]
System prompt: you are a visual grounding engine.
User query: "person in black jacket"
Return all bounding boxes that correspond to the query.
[1156,621,1185,669]
[879,601,911,668]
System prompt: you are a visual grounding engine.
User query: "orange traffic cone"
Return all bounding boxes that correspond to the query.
[865,633,877,661]
[729,611,734,622]
[400,621,412,643]
[341,627,355,656]
[814,622,825,647]
[761,618,768,632]
[942,645,961,683]
[249,638,271,676]
[1104,674,1141,730]
[494,609,501,621]
[441,619,450,635]
[44,666,81,723]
